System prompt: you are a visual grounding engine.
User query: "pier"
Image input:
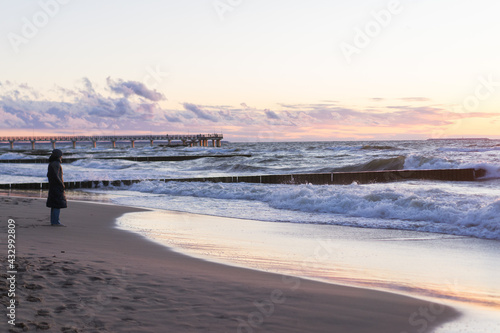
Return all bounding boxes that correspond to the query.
[0,168,487,190]
[0,134,223,150]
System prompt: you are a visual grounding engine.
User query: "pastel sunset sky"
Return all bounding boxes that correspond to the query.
[1,0,499,141]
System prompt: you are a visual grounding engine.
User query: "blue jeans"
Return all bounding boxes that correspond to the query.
[50,208,61,225]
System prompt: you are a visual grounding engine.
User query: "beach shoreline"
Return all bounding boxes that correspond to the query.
[1,196,459,332]
[116,209,500,310]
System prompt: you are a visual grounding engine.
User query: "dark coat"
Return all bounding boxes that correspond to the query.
[46,157,67,209]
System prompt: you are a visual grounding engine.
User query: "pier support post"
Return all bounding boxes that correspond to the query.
[111,140,116,148]
[72,140,77,149]
[92,140,97,149]
[8,140,14,150]
[131,140,135,148]
[30,140,36,150]
[51,140,56,149]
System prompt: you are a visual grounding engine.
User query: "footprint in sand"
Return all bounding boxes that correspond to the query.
[39,265,53,272]
[88,276,104,282]
[121,305,136,311]
[26,295,42,302]
[24,283,43,290]
[12,322,28,331]
[62,279,75,288]
[35,322,51,330]
[55,305,66,313]
[66,303,79,310]
[36,309,51,317]
[62,266,81,275]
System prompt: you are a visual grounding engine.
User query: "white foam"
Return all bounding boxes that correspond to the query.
[122,181,500,241]
[70,159,136,170]
[0,152,28,160]
[403,154,458,170]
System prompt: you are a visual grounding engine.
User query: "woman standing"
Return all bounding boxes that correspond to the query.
[46,149,67,226]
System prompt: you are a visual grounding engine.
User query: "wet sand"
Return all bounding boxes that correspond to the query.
[0,196,459,332]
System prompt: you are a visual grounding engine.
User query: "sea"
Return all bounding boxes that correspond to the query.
[1,139,500,331]
[1,139,500,241]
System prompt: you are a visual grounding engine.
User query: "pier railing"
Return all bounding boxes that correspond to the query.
[0,134,223,149]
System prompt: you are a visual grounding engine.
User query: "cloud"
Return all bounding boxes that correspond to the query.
[2,79,500,139]
[0,106,27,128]
[264,109,280,120]
[80,77,96,95]
[399,97,432,102]
[107,78,166,101]
[164,113,182,123]
[183,103,218,122]
[89,98,134,118]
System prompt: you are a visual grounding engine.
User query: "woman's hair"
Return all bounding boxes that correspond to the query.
[48,154,61,163]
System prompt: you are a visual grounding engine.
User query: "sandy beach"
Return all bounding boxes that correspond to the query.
[1,196,459,333]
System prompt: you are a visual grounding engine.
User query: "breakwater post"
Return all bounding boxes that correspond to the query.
[0,168,487,191]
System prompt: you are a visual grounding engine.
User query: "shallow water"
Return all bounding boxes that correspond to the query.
[116,209,500,332]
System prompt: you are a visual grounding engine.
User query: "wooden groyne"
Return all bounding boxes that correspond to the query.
[0,154,252,164]
[0,168,486,190]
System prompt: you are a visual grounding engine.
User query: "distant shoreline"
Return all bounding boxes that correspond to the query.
[427,137,490,140]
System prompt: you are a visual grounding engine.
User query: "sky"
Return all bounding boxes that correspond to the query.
[1,0,499,141]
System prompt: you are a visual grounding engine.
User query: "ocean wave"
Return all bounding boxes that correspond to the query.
[70,159,136,170]
[326,144,398,152]
[310,154,500,174]
[326,146,362,151]
[464,163,500,179]
[0,153,29,160]
[403,155,458,170]
[331,156,406,172]
[438,147,500,153]
[124,181,500,240]
[179,147,238,154]
[361,145,398,150]
[224,163,267,173]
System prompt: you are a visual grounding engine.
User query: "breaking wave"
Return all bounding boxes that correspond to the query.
[121,181,500,240]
